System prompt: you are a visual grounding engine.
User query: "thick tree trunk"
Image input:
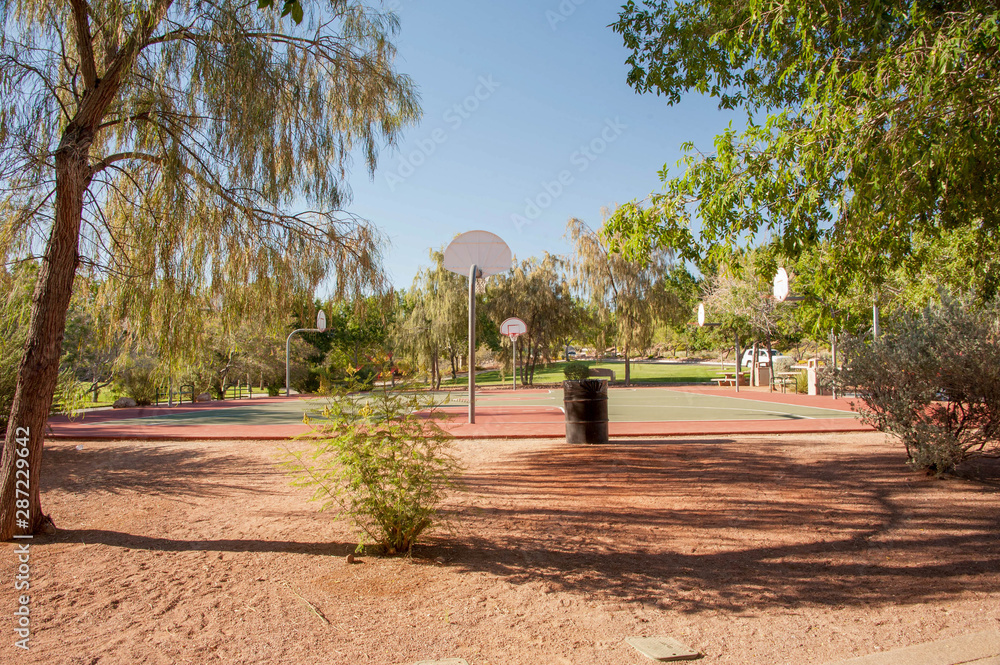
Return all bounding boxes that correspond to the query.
[1,131,88,539]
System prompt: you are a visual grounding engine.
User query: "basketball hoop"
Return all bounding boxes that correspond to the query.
[500,317,527,338]
[499,317,527,391]
[475,273,495,295]
[443,231,513,423]
[773,267,789,302]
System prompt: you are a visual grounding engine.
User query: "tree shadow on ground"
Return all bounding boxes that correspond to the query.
[44,528,356,556]
[42,441,278,497]
[424,437,1000,614]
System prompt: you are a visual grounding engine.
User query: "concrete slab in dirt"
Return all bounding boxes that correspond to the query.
[824,630,1000,665]
[413,660,470,665]
[625,636,701,661]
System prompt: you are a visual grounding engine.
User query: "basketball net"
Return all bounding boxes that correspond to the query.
[474,274,493,295]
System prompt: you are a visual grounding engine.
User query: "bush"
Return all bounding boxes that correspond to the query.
[116,355,160,406]
[284,381,460,555]
[563,361,590,381]
[291,367,322,395]
[266,384,281,397]
[351,365,377,390]
[836,296,1000,475]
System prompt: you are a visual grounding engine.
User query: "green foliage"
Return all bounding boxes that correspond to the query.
[52,369,91,418]
[285,383,460,554]
[609,0,1000,294]
[569,216,687,385]
[1,0,419,369]
[483,252,577,385]
[563,362,591,381]
[257,0,304,24]
[837,296,1000,475]
[116,355,161,406]
[0,267,32,437]
[292,367,323,395]
[396,249,469,389]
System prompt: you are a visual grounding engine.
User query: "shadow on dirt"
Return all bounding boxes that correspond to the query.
[42,441,278,497]
[47,528,355,556]
[426,436,1000,614]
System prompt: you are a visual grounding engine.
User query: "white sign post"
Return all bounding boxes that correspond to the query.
[500,317,528,390]
[285,310,328,397]
[444,231,512,423]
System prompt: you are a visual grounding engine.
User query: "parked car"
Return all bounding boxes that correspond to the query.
[741,347,788,367]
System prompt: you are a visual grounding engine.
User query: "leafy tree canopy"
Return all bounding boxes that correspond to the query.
[607,0,1000,291]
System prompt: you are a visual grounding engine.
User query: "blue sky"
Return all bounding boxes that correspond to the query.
[346,0,738,289]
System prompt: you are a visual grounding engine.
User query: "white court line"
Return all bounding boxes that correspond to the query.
[664,389,858,416]
[615,404,818,418]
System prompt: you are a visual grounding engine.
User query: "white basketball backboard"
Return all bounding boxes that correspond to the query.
[697,303,705,327]
[316,310,327,332]
[444,231,512,277]
[500,317,527,338]
[773,268,789,302]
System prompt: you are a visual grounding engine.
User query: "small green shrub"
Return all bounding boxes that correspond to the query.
[352,364,377,390]
[794,370,808,394]
[292,367,322,394]
[117,355,159,406]
[563,361,590,381]
[284,381,460,555]
[266,384,281,397]
[836,295,1000,475]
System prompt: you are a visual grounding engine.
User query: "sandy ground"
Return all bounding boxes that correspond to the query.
[4,432,999,664]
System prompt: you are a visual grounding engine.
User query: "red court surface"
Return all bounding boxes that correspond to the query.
[45,386,870,440]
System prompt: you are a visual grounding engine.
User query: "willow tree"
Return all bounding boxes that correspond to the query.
[568,216,684,385]
[398,250,467,388]
[484,253,575,385]
[0,0,419,538]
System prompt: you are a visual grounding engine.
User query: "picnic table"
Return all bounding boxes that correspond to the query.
[713,370,748,387]
[773,371,799,393]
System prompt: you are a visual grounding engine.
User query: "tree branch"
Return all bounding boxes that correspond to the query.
[69,0,99,90]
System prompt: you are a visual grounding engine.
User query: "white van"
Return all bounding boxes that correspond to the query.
[741,347,787,367]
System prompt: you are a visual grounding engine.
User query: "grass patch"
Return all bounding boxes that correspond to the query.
[436,360,718,387]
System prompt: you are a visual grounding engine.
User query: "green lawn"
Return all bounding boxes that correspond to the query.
[435,360,719,387]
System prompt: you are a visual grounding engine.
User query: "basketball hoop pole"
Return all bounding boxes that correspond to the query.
[469,264,478,424]
[512,335,517,391]
[443,230,512,423]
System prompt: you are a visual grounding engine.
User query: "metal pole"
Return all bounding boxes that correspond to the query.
[734,335,741,393]
[513,336,517,391]
[831,328,838,400]
[286,328,318,396]
[468,264,478,424]
[873,303,881,341]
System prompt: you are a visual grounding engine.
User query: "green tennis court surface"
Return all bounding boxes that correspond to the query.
[46,387,864,440]
[443,388,858,422]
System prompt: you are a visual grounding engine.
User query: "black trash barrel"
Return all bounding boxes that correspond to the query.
[563,379,609,444]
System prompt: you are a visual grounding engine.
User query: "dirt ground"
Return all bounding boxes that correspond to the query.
[5,432,1000,664]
